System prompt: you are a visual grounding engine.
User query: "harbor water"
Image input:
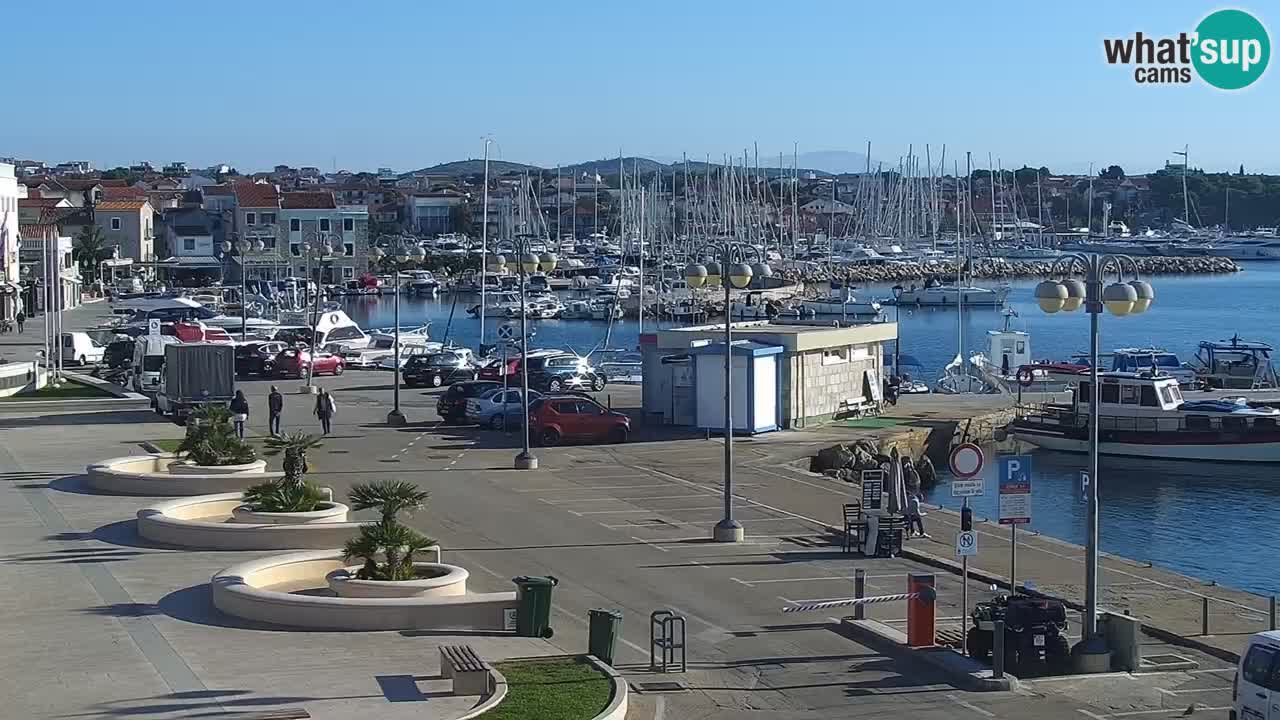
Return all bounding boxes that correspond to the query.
[340,263,1280,596]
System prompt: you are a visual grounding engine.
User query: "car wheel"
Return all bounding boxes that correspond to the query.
[608,426,629,444]
[490,414,505,431]
[548,378,563,393]
[333,363,344,376]
[592,376,606,392]
[540,427,561,446]
[431,374,443,387]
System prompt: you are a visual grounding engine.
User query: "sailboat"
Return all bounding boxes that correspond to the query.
[935,155,994,395]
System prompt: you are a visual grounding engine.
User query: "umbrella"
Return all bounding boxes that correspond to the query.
[885,446,908,516]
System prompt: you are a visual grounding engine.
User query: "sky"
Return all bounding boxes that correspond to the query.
[4,0,1276,174]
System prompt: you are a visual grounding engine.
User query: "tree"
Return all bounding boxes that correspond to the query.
[242,431,327,513]
[73,225,107,285]
[343,480,436,581]
[1239,164,1246,176]
[1099,165,1126,180]
[177,405,257,467]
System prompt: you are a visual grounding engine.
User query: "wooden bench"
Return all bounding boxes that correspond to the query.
[837,397,875,419]
[440,644,492,696]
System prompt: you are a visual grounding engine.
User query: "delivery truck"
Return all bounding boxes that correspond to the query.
[154,343,236,424]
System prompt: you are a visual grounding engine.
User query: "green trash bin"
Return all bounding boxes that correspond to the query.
[513,575,558,638]
[588,609,623,665]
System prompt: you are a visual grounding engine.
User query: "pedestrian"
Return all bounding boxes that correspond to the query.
[230,390,250,439]
[15,311,24,334]
[268,385,284,436]
[315,389,336,435]
[906,492,928,538]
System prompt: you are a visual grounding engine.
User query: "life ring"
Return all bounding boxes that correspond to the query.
[1016,367,1035,387]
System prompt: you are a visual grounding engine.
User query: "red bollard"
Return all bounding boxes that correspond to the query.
[906,573,937,648]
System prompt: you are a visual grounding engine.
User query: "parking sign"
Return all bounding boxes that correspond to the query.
[998,455,1032,525]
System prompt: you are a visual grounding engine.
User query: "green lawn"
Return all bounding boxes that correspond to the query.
[483,658,612,720]
[0,381,113,401]
[149,439,183,453]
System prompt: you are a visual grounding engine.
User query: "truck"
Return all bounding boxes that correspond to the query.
[154,343,236,424]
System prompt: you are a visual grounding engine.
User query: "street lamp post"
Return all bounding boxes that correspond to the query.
[487,241,557,470]
[685,243,772,542]
[222,233,265,342]
[1034,254,1153,666]
[372,235,426,426]
[302,232,339,394]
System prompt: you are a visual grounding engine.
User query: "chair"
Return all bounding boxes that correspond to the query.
[842,503,863,553]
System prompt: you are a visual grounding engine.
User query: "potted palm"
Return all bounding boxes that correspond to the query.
[234,432,349,524]
[327,480,468,598]
[171,405,264,474]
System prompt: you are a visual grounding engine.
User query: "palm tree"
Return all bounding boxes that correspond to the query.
[74,225,107,285]
[342,518,436,580]
[349,480,430,525]
[263,432,323,489]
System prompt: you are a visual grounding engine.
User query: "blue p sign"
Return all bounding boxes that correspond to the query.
[1079,470,1091,504]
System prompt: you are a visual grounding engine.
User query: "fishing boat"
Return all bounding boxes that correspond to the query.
[1192,336,1279,389]
[801,287,882,316]
[1006,371,1280,463]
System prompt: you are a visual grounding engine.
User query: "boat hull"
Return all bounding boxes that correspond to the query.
[1010,426,1280,463]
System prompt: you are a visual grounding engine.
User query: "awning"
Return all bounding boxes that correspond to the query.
[157,256,223,268]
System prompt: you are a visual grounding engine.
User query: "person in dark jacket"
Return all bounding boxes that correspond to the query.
[314,389,335,435]
[267,385,284,436]
[229,390,250,439]
[15,311,24,334]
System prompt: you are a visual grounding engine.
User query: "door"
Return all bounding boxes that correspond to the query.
[574,399,604,438]
[1237,642,1277,719]
[550,399,581,437]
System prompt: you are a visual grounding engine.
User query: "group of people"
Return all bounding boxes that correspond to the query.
[227,386,339,439]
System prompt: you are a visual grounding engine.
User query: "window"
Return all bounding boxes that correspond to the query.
[552,400,578,414]
[260,213,276,225]
[1242,646,1278,688]
[343,242,354,257]
[1100,382,1120,404]
[342,266,354,279]
[290,243,301,257]
[290,218,301,232]
[260,235,276,249]
[1121,385,1139,405]
[325,326,364,342]
[319,218,331,232]
[110,217,121,231]
[245,212,256,226]
[1159,386,1175,405]
[575,399,603,414]
[183,238,196,251]
[343,217,355,232]
[822,347,849,365]
[1140,385,1159,407]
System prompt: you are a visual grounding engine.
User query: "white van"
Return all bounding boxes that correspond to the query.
[61,332,106,365]
[131,335,180,394]
[1233,631,1280,720]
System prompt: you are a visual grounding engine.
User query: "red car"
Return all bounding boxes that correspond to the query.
[273,348,345,378]
[530,395,630,446]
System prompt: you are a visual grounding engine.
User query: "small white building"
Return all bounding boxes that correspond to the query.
[0,163,21,322]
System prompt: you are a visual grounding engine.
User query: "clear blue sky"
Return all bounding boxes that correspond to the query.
[5,0,1274,174]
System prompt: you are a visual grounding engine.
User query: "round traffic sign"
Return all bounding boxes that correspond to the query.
[949,442,985,478]
[497,323,517,340]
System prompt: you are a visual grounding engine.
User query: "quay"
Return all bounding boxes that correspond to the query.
[0,301,1248,720]
[782,255,1240,286]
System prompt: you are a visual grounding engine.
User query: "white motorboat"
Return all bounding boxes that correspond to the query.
[801,287,882,316]
[892,282,1010,307]
[340,325,440,368]
[1006,371,1280,463]
[407,270,440,295]
[1192,336,1279,389]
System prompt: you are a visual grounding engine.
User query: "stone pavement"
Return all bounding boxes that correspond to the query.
[0,302,1243,719]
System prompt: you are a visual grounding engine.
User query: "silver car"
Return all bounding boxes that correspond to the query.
[463,387,541,430]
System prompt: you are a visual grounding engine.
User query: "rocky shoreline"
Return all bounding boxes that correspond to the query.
[779,256,1240,285]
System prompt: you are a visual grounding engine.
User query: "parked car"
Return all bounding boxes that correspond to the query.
[273,347,345,378]
[476,349,561,383]
[524,353,607,393]
[465,388,542,430]
[404,351,478,388]
[436,380,503,423]
[60,332,106,365]
[104,339,136,369]
[529,395,630,446]
[235,341,287,377]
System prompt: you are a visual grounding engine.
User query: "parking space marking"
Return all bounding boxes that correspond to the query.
[1156,686,1232,695]
[603,517,819,530]
[1076,710,1107,720]
[539,495,707,504]
[516,484,675,493]
[946,694,995,717]
[578,507,724,515]
[628,536,671,553]
[1105,708,1231,717]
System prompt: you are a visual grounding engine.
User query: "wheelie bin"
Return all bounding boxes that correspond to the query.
[513,575,559,638]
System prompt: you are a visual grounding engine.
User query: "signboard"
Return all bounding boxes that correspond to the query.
[861,470,884,510]
[956,530,978,557]
[1079,470,1091,505]
[865,369,883,402]
[998,455,1033,525]
[148,319,162,337]
[949,443,984,478]
[497,323,516,340]
[951,478,985,498]
[503,608,517,632]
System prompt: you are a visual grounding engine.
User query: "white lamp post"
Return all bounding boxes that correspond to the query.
[222,233,265,341]
[302,232,338,394]
[372,236,426,426]
[513,245,556,470]
[685,243,772,542]
[1034,253,1153,669]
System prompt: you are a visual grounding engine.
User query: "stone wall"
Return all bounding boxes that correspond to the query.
[781,343,884,428]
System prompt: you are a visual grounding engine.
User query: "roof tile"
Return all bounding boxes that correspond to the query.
[233,182,280,208]
[280,191,336,209]
[95,200,149,211]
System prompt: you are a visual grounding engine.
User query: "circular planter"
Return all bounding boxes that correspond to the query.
[137,493,362,550]
[87,455,282,496]
[168,459,268,475]
[326,562,469,598]
[230,501,349,525]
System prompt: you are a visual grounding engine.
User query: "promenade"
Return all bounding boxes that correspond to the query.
[0,302,1245,719]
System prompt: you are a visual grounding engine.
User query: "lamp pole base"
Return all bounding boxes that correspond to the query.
[386,409,407,427]
[1071,634,1112,674]
[299,384,318,395]
[514,452,538,470]
[713,519,744,543]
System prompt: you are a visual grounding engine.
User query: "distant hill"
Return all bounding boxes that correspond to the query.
[562,157,668,177]
[408,159,542,176]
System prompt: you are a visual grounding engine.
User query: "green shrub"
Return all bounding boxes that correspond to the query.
[240,432,326,513]
[177,405,256,466]
[342,480,436,581]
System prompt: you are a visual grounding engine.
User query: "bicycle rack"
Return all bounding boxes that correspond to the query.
[649,609,687,673]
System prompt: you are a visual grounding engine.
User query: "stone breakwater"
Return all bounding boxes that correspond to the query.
[780,256,1240,285]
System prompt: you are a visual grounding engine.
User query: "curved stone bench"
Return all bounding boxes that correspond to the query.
[137,493,362,550]
[212,551,518,631]
[86,454,282,496]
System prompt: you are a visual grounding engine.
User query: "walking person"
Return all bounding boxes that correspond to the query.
[15,311,24,334]
[267,385,284,437]
[315,389,336,435]
[230,390,250,439]
[906,492,929,538]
